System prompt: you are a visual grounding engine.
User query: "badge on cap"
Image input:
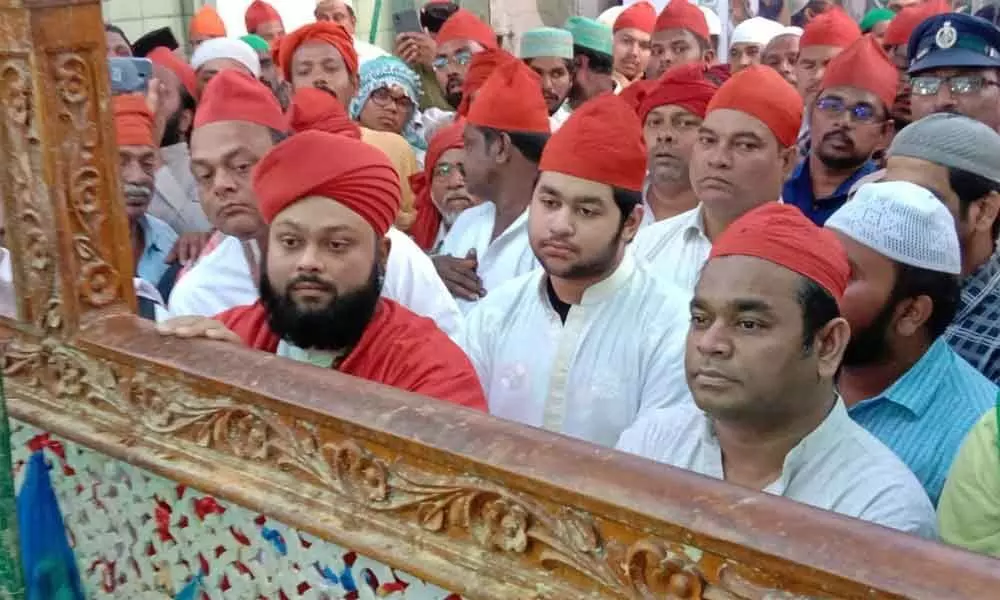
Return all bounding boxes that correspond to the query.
[936,21,958,49]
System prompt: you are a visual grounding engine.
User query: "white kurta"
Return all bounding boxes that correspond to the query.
[437,202,539,313]
[617,400,939,539]
[165,228,464,338]
[459,252,693,447]
[632,204,711,295]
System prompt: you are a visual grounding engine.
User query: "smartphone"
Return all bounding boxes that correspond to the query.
[393,9,424,36]
[109,57,152,95]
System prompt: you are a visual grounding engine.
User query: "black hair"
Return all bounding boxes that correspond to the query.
[421,1,460,34]
[105,23,131,47]
[479,126,549,164]
[612,187,642,229]
[573,45,613,75]
[890,263,961,339]
[949,167,1000,241]
[525,57,575,74]
[797,278,841,352]
[269,128,291,144]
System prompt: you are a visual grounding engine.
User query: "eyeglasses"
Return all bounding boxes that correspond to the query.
[432,49,472,72]
[433,162,465,179]
[369,87,414,111]
[814,96,882,123]
[910,74,1000,96]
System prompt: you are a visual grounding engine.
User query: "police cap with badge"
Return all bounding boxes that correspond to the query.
[908,13,1000,74]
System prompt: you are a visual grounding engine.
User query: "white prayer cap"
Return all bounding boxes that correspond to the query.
[191,38,261,79]
[317,0,353,7]
[731,17,785,46]
[780,26,804,37]
[699,6,723,36]
[826,181,962,275]
[597,6,626,27]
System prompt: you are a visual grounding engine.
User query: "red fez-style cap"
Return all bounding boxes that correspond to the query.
[253,130,401,235]
[707,64,802,148]
[709,203,850,301]
[436,9,498,50]
[194,69,287,131]
[540,94,646,191]
[286,87,361,139]
[615,2,657,34]
[467,60,551,135]
[883,0,950,47]
[245,0,283,34]
[654,0,710,43]
[639,63,722,123]
[147,47,199,99]
[113,94,156,147]
[457,48,517,117]
[800,8,861,49]
[820,35,899,109]
[275,21,359,82]
[619,79,658,114]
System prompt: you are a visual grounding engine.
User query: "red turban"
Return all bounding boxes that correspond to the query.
[820,36,898,109]
[409,120,466,250]
[619,79,658,115]
[253,130,401,236]
[540,94,646,191]
[113,95,156,147]
[709,203,849,301]
[456,48,516,117]
[707,64,802,148]
[286,87,361,139]
[883,0,950,47]
[274,22,359,82]
[467,60,550,135]
[194,70,287,131]
[800,8,861,49]
[615,2,657,34]
[245,0,283,34]
[639,63,722,123]
[147,47,198,99]
[436,8,498,50]
[654,0,710,43]
[190,6,227,38]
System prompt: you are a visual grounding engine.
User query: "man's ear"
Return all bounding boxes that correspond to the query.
[778,144,798,179]
[378,235,392,272]
[969,191,1000,236]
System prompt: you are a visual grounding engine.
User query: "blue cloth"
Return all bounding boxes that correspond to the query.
[848,338,998,505]
[136,214,178,288]
[782,159,878,225]
[944,249,1000,384]
[908,13,1000,74]
[349,56,426,152]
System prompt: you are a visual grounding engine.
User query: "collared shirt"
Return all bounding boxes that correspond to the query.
[150,143,211,234]
[438,202,539,313]
[943,249,1000,385]
[136,214,178,288]
[783,159,879,225]
[550,102,572,132]
[459,252,692,447]
[848,338,998,505]
[617,399,938,539]
[632,204,711,294]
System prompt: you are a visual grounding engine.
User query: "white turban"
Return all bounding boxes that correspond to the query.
[191,38,261,79]
[731,17,786,46]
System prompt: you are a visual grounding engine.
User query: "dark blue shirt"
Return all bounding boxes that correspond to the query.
[783,159,878,225]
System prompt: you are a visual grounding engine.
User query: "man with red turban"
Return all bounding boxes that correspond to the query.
[158,130,486,411]
[612,1,656,90]
[431,9,497,110]
[245,0,285,46]
[633,65,802,294]
[647,0,714,80]
[436,61,549,312]
[618,203,937,539]
[459,93,691,447]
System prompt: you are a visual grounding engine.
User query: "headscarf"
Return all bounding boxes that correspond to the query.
[349,56,426,151]
[408,120,465,251]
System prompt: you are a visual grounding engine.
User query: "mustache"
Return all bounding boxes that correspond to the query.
[123,183,152,200]
[822,130,854,147]
[287,273,337,294]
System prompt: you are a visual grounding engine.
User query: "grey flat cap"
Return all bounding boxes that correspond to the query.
[889,113,1000,185]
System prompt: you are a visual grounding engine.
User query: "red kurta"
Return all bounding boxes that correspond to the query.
[215,298,487,411]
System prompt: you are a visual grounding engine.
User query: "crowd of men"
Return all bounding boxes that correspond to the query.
[80,0,1000,558]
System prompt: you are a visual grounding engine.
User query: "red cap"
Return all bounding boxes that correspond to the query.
[615,2,657,34]
[253,130,400,235]
[409,120,466,250]
[619,79,658,114]
[467,60,550,135]
[639,63,723,123]
[820,36,899,108]
[113,95,156,147]
[147,46,198,99]
[274,21,359,82]
[436,9,498,50]
[800,8,861,49]
[194,69,287,131]
[883,0,950,47]
[457,48,517,116]
[540,94,646,191]
[707,64,802,147]
[709,203,850,301]
[654,0,710,43]
[245,0,283,34]
[287,87,361,139]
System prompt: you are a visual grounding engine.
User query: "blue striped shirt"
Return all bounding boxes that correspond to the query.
[848,338,997,506]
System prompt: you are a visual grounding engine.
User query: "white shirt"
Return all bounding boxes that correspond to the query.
[165,229,464,338]
[549,104,572,132]
[459,252,692,447]
[632,204,711,294]
[438,202,539,313]
[617,400,939,539]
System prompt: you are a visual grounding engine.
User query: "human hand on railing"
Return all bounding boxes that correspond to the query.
[156,316,241,343]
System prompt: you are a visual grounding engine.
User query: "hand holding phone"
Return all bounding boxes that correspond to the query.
[109,57,153,95]
[393,9,423,36]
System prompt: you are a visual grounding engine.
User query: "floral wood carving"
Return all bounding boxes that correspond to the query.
[3,340,815,600]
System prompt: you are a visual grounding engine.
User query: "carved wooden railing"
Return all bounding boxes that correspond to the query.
[2,0,1000,598]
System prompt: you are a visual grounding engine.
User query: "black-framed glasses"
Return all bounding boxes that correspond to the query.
[432,49,472,72]
[433,162,465,179]
[910,74,1000,97]
[369,87,414,111]
[815,96,881,123]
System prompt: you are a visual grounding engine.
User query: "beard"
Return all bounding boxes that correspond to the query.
[841,298,897,367]
[160,108,186,147]
[816,130,869,171]
[536,226,623,280]
[259,257,384,353]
